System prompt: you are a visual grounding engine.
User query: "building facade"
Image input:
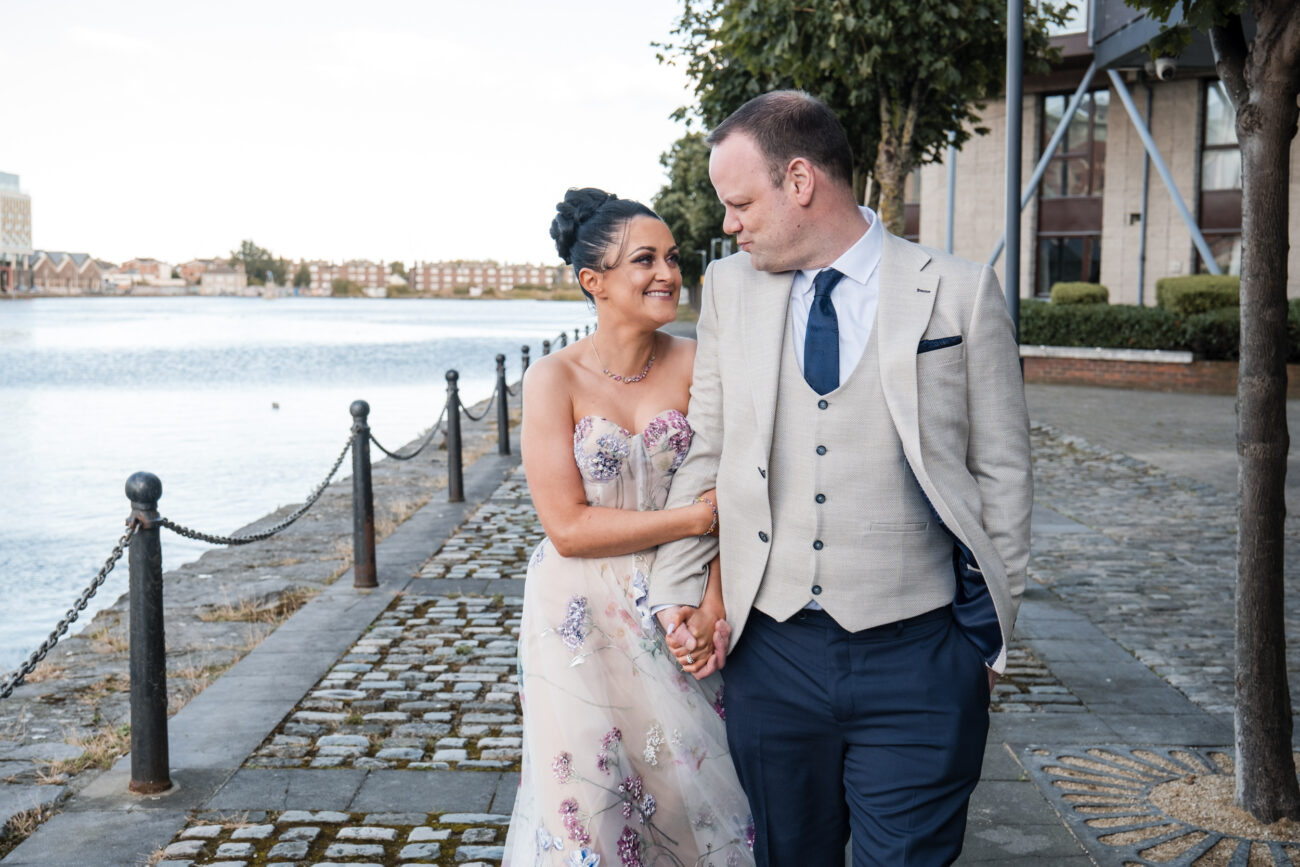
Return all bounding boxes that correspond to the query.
[199,265,250,296]
[28,251,106,294]
[0,172,34,294]
[408,261,564,293]
[913,2,1299,304]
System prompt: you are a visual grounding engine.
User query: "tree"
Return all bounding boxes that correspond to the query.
[229,240,288,286]
[658,0,1066,234]
[1124,0,1300,823]
[654,132,726,293]
[293,262,311,289]
[389,261,407,277]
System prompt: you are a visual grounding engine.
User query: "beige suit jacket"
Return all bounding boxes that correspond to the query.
[648,230,1033,669]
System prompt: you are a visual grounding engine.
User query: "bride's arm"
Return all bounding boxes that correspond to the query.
[521,359,715,559]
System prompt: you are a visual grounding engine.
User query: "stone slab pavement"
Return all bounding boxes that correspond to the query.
[6,382,1299,866]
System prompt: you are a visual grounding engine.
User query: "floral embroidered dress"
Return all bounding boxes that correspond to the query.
[504,409,754,867]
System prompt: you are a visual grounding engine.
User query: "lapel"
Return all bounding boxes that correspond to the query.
[740,265,796,467]
[876,232,939,479]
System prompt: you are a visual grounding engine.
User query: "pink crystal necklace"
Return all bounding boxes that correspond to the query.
[591,335,655,384]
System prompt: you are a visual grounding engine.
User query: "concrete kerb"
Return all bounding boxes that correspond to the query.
[0,451,521,866]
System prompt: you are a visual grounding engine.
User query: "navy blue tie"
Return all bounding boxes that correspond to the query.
[804,268,844,395]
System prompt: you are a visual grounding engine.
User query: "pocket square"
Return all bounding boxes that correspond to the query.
[917,335,963,354]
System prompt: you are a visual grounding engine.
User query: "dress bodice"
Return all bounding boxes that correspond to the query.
[573,409,692,512]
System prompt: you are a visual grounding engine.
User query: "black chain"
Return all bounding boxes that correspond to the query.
[0,523,136,699]
[369,403,449,462]
[161,434,352,546]
[459,382,498,422]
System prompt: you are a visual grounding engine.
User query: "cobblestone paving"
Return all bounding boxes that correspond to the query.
[1029,423,1300,717]
[416,470,541,582]
[156,810,507,867]
[247,468,541,773]
[247,593,524,772]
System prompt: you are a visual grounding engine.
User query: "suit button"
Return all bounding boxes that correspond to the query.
[815,493,826,504]
[816,445,827,456]
[758,531,769,543]
[813,540,824,551]
[818,399,828,410]
[811,585,823,595]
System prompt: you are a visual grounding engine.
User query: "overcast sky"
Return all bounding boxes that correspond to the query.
[2,0,698,267]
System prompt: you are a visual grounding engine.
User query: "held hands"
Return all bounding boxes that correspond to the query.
[655,600,730,680]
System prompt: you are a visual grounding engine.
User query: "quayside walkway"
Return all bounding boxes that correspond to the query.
[3,383,1300,866]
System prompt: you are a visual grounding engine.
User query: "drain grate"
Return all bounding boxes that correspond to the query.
[1021,745,1300,866]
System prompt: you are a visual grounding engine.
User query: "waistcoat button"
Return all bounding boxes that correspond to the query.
[758,531,769,543]
[815,493,826,504]
[811,584,823,595]
[818,399,828,410]
[816,445,827,456]
[813,540,824,550]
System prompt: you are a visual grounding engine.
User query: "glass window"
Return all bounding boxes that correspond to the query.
[1038,236,1101,295]
[1201,83,1241,191]
[1041,90,1107,198]
[1202,150,1242,191]
[1205,84,1236,146]
[1198,234,1242,276]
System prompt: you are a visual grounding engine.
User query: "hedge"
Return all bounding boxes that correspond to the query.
[1155,274,1240,315]
[1019,298,1300,362]
[1050,282,1109,305]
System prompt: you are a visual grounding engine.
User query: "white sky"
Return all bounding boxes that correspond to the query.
[1,0,697,267]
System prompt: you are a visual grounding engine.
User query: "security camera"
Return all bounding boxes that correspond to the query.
[1154,57,1177,80]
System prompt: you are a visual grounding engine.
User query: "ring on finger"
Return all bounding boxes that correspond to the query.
[684,653,694,664]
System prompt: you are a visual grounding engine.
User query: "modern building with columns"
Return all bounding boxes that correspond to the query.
[913,0,1299,305]
[0,172,33,294]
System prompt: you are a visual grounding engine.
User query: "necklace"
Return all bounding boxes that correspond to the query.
[591,336,655,384]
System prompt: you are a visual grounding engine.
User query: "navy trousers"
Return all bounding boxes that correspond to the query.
[722,606,990,866]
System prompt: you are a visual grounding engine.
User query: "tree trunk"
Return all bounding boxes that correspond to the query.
[875,112,907,234]
[1232,0,1300,823]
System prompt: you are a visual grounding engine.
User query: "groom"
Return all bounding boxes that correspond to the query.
[651,91,1032,865]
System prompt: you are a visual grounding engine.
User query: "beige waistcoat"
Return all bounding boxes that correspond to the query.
[753,314,955,630]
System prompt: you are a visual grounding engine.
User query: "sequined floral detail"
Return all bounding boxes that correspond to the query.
[558,596,590,652]
[630,560,653,634]
[560,798,591,846]
[642,723,664,766]
[617,826,644,867]
[618,775,643,818]
[553,751,574,783]
[574,419,633,483]
[641,410,692,474]
[566,847,601,867]
[530,542,546,568]
[535,827,565,853]
[713,684,726,720]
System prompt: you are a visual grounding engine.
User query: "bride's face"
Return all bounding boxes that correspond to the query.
[586,216,682,325]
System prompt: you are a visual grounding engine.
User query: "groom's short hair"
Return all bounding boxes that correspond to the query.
[707,91,855,190]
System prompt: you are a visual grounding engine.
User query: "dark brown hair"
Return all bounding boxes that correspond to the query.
[707,90,854,189]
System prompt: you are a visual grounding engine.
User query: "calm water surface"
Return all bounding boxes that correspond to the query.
[0,297,594,670]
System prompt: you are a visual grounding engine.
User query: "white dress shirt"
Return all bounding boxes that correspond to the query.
[790,206,882,383]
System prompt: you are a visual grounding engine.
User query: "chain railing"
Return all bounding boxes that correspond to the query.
[0,324,585,792]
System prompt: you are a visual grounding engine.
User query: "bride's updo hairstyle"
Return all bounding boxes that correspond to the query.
[551,188,660,302]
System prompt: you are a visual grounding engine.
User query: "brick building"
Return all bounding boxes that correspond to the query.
[911,0,1299,304]
[0,172,33,294]
[408,261,565,293]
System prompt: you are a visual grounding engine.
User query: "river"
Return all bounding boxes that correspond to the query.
[0,296,595,670]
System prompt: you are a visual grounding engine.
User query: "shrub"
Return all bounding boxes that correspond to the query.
[1019,300,1183,350]
[330,278,362,297]
[1050,282,1109,305]
[386,284,417,298]
[1155,274,1240,314]
[1180,307,1239,360]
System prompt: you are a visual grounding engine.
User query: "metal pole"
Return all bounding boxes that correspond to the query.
[1004,0,1024,330]
[125,471,171,795]
[989,60,1099,267]
[445,370,464,503]
[542,339,551,357]
[1107,68,1221,274]
[1138,75,1153,305]
[946,134,957,255]
[495,354,511,456]
[349,401,377,589]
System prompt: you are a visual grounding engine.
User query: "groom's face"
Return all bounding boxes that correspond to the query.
[709,132,801,273]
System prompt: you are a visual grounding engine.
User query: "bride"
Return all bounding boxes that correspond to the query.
[503,188,753,866]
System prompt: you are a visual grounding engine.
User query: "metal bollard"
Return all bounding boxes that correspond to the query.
[558,332,567,347]
[574,328,580,342]
[125,471,172,795]
[446,370,464,502]
[542,339,551,357]
[495,354,511,456]
[584,325,590,336]
[521,344,530,376]
[349,401,377,589]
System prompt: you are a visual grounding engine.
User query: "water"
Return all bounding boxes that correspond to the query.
[0,296,594,670]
